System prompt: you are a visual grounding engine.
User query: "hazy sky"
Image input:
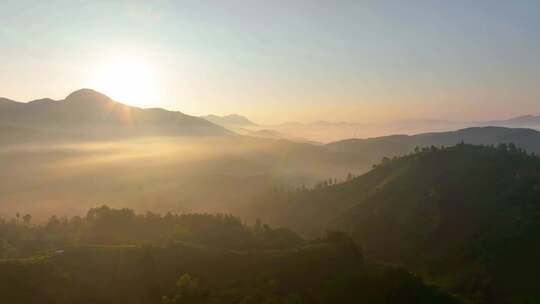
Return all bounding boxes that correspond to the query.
[1,0,540,124]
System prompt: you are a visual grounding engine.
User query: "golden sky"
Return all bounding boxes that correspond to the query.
[2,1,540,124]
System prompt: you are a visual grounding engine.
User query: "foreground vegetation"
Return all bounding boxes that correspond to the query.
[0,206,460,304]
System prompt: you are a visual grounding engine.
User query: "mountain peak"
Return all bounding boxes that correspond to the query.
[65,89,112,104]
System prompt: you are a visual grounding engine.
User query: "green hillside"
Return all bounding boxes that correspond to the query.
[272,144,540,303]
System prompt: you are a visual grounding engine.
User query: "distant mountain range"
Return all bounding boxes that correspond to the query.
[201,114,323,144]
[326,126,540,155]
[2,89,540,155]
[202,114,257,127]
[248,115,540,130]
[201,113,540,143]
[0,89,231,143]
[483,114,540,127]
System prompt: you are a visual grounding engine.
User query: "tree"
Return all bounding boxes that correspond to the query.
[46,215,61,231]
[255,218,262,233]
[23,214,32,226]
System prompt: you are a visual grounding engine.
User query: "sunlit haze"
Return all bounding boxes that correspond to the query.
[4,3,540,303]
[2,1,540,124]
[91,56,158,108]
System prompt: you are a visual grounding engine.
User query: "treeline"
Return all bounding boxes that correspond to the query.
[271,142,532,196]
[0,205,463,304]
[0,206,303,258]
[374,141,534,167]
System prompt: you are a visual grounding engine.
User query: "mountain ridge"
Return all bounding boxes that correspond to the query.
[202,114,257,127]
[0,89,232,140]
[483,114,540,126]
[326,126,540,155]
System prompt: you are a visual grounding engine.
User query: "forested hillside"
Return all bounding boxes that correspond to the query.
[265,144,540,303]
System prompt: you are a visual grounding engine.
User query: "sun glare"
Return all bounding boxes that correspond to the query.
[92,58,158,108]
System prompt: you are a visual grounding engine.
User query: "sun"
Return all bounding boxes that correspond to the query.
[92,58,158,108]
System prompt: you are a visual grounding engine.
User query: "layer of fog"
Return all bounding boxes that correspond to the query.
[0,136,365,222]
